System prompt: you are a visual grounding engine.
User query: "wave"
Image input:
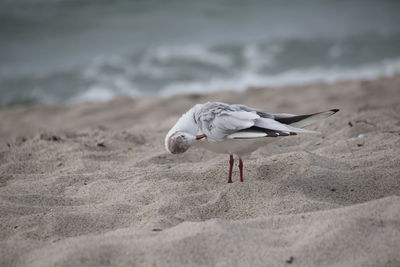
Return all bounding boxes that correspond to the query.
[159,58,400,97]
[1,35,400,106]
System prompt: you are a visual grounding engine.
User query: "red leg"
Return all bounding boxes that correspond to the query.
[228,155,234,183]
[239,158,244,182]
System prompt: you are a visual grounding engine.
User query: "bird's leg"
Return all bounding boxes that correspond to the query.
[238,158,244,182]
[228,155,234,183]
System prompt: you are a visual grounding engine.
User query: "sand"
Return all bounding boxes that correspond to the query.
[1,75,400,267]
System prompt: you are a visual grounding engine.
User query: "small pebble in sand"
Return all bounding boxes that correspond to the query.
[40,134,60,141]
[97,142,106,147]
[286,256,294,264]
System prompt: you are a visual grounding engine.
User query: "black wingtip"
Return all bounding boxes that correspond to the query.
[330,109,340,113]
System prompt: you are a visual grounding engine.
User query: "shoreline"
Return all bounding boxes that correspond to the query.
[1,75,400,266]
[1,74,399,140]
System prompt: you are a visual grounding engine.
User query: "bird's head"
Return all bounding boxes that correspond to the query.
[165,131,205,154]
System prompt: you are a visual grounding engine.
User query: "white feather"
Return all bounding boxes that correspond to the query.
[227,131,267,139]
[255,118,317,134]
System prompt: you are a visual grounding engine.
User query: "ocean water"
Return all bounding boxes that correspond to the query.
[1,0,400,106]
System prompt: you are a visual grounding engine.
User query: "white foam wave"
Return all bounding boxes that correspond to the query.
[70,50,400,104]
[72,78,141,103]
[160,58,400,97]
[152,45,234,68]
[75,86,117,102]
[72,84,142,102]
[243,43,282,71]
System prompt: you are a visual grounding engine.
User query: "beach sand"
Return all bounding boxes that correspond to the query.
[1,75,400,267]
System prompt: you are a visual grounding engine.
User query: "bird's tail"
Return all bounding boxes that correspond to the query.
[274,109,339,128]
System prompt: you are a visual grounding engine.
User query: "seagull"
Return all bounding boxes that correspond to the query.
[165,102,339,183]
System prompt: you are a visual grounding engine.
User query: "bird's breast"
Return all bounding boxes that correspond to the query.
[195,138,275,156]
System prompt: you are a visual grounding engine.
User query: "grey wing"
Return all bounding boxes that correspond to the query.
[229,104,298,138]
[194,102,311,141]
[232,104,276,119]
[235,104,338,127]
[273,109,339,128]
[194,102,260,141]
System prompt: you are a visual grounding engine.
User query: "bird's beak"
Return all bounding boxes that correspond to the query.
[196,134,206,140]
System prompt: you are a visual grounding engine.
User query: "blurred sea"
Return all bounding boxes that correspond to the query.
[1,0,400,106]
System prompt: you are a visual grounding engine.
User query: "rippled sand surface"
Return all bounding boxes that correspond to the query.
[1,75,400,267]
